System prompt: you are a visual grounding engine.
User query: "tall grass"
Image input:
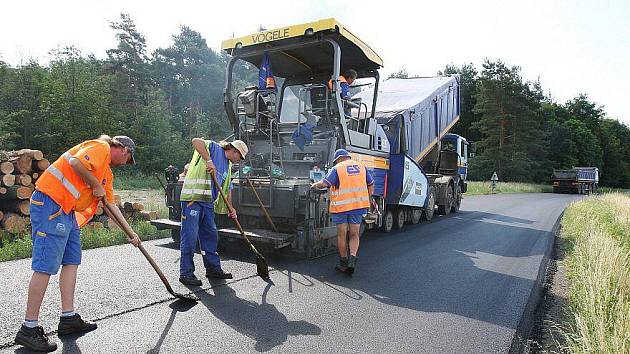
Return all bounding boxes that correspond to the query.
[561,193,630,353]
[0,221,170,263]
[466,181,552,195]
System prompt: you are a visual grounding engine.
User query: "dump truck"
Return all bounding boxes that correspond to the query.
[551,167,599,194]
[151,18,469,257]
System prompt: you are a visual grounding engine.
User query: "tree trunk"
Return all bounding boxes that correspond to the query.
[0,185,34,200]
[34,159,50,171]
[15,174,32,186]
[1,174,16,187]
[0,200,30,215]
[10,155,33,174]
[8,149,43,160]
[1,212,29,234]
[0,161,14,174]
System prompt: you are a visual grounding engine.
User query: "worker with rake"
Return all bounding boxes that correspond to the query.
[178,139,248,286]
[15,135,140,352]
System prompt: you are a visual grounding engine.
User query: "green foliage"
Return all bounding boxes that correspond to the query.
[0,15,628,189]
[469,60,548,182]
[388,68,409,79]
[560,194,630,352]
[443,59,630,187]
[0,222,170,263]
[466,181,552,195]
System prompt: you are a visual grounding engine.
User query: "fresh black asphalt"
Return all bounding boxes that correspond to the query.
[0,193,582,353]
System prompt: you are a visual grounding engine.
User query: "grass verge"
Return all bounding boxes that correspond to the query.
[466,181,552,195]
[114,171,164,190]
[560,193,630,353]
[0,221,170,263]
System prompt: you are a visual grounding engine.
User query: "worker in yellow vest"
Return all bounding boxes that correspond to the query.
[311,149,374,275]
[178,139,248,286]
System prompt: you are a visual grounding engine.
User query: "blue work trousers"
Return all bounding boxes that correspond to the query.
[179,201,222,277]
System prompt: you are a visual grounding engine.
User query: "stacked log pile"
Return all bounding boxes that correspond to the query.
[1,149,159,237]
[88,195,159,232]
[0,149,49,235]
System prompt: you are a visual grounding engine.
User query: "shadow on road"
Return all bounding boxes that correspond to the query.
[147,300,198,354]
[196,282,321,352]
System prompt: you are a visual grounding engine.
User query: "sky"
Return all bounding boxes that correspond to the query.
[1,0,629,125]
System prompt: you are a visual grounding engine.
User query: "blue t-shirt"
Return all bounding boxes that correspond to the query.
[340,81,350,99]
[322,164,374,215]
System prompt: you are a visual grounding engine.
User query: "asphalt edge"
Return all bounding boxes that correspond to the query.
[508,210,565,354]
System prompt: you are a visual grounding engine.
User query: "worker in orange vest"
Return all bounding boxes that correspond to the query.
[328,69,358,99]
[14,135,140,352]
[311,149,374,275]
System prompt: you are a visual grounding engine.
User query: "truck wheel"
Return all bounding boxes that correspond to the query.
[422,188,436,221]
[381,210,393,233]
[409,209,422,224]
[452,185,462,213]
[394,209,405,230]
[437,186,453,215]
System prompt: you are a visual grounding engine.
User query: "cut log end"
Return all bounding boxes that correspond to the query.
[1,213,29,234]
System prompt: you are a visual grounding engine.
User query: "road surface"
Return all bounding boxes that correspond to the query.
[0,193,582,353]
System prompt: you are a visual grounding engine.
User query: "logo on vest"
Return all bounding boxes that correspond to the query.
[56,223,66,233]
[190,210,199,217]
[346,165,361,175]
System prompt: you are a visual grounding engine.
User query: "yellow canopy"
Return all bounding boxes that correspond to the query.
[221,18,383,77]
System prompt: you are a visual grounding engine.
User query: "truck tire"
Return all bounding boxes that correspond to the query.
[381,210,394,233]
[409,209,422,224]
[452,185,462,213]
[394,209,405,230]
[422,187,436,221]
[437,185,453,215]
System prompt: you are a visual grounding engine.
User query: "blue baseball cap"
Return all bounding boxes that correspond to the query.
[333,149,351,163]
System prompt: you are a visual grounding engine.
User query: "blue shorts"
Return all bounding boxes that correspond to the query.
[30,190,81,275]
[331,213,364,225]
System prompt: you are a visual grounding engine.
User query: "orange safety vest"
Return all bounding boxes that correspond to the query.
[36,139,114,227]
[329,159,370,213]
[327,75,348,91]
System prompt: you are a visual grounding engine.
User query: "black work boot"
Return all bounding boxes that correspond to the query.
[57,314,97,336]
[206,269,233,279]
[346,255,358,275]
[179,274,202,286]
[335,257,349,273]
[15,325,57,352]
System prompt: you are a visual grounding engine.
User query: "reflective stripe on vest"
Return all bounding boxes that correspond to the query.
[329,159,370,213]
[180,140,215,202]
[35,139,112,220]
[45,165,81,199]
